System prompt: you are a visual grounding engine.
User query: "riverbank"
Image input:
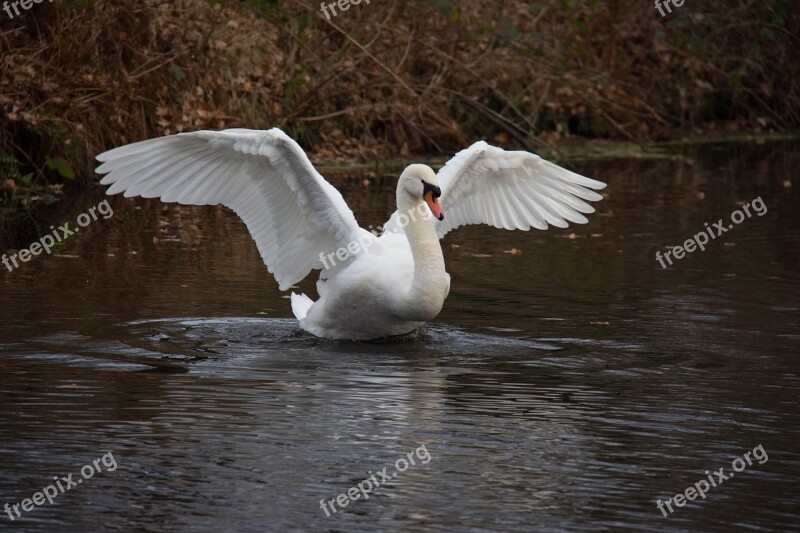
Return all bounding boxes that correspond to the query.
[1,0,798,213]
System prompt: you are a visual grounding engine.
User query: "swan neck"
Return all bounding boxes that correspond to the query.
[397,190,446,319]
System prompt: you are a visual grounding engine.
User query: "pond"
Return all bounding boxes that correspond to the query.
[0,140,798,531]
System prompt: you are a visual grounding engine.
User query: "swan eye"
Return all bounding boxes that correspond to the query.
[421,180,441,198]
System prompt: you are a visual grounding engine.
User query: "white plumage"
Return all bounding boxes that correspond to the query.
[97,128,605,340]
[384,141,605,236]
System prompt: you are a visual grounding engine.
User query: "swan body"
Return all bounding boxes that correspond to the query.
[96,128,605,340]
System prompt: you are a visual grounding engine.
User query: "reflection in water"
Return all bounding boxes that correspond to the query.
[0,141,798,531]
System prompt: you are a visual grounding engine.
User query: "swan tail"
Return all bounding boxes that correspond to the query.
[290,292,314,320]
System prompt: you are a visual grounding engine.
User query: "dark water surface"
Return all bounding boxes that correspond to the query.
[1,141,798,532]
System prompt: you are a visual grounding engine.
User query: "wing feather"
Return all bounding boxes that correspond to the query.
[96,128,361,290]
[425,141,605,237]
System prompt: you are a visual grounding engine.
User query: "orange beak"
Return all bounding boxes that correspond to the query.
[424,191,444,220]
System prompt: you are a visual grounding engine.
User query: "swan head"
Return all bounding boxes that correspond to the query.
[399,164,444,221]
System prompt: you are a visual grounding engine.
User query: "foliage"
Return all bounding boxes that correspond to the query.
[0,0,797,204]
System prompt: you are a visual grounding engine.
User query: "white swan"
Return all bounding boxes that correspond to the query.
[96,128,605,340]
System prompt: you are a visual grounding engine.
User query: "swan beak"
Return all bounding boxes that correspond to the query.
[424,191,444,220]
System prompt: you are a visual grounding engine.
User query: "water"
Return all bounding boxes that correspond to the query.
[1,140,798,531]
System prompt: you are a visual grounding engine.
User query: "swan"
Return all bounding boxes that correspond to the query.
[96,128,606,340]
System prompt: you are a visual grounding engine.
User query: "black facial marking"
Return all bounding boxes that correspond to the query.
[421,179,441,198]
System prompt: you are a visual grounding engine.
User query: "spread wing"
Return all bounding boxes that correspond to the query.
[96,128,362,290]
[384,141,606,237]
